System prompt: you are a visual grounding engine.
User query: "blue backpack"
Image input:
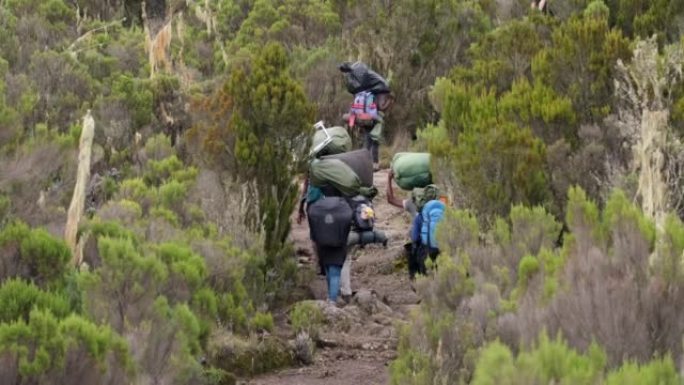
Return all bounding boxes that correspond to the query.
[420,200,446,250]
[349,91,379,127]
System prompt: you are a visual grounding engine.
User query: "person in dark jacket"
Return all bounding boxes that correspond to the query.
[302,180,352,305]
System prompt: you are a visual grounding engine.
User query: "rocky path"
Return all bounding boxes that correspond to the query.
[247,169,420,385]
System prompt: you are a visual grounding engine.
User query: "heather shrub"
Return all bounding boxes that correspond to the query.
[0,278,70,323]
[290,301,324,340]
[392,186,684,383]
[0,309,132,384]
[0,221,71,287]
[471,334,680,385]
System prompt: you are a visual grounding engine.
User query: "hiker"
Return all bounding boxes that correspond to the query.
[298,177,346,276]
[300,121,376,304]
[307,195,353,304]
[340,195,389,303]
[387,168,446,279]
[403,196,446,280]
[339,62,392,172]
[348,91,383,171]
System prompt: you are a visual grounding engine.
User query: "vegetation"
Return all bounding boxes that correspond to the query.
[1,0,684,383]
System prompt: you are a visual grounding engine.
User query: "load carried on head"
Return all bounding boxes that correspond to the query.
[339,61,393,117]
[311,125,352,157]
[339,61,390,96]
[309,149,375,198]
[390,152,432,191]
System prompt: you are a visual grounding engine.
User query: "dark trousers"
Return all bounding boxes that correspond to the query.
[363,128,379,163]
[406,243,439,280]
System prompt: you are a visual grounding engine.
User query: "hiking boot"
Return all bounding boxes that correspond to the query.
[382,238,388,248]
[340,294,352,305]
[326,299,339,308]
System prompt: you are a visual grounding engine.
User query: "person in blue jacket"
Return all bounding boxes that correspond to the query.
[407,198,446,279]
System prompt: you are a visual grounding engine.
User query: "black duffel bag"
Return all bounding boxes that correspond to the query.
[307,196,353,247]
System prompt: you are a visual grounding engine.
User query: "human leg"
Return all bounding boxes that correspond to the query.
[363,127,380,168]
[340,257,352,297]
[325,264,342,302]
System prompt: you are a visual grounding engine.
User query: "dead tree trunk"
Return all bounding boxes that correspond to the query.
[65,110,95,266]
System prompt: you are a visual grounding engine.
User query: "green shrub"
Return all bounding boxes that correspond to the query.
[0,309,132,381]
[111,74,154,129]
[290,301,324,339]
[517,255,540,289]
[82,220,138,245]
[154,242,207,300]
[145,156,184,186]
[605,357,680,385]
[219,293,250,334]
[143,133,174,161]
[0,278,71,322]
[250,312,274,333]
[80,237,168,330]
[472,335,606,385]
[159,179,188,210]
[150,206,180,227]
[0,222,71,287]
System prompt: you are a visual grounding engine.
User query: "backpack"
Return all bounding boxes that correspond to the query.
[411,184,440,212]
[348,195,375,231]
[307,196,353,248]
[420,200,446,250]
[349,91,379,127]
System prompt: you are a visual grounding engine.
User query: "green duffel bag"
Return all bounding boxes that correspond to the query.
[321,149,373,187]
[391,152,432,191]
[309,158,361,197]
[312,126,352,156]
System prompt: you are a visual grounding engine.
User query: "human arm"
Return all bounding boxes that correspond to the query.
[387,170,404,209]
[297,177,309,224]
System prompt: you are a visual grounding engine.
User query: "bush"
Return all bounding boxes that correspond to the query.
[471,335,605,385]
[111,74,154,129]
[158,179,188,211]
[289,301,324,340]
[0,309,132,383]
[392,186,684,383]
[0,221,71,287]
[471,334,681,385]
[250,312,274,333]
[144,156,184,186]
[0,278,70,323]
[154,243,207,303]
[80,236,167,331]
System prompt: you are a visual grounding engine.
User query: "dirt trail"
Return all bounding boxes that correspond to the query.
[247,169,419,385]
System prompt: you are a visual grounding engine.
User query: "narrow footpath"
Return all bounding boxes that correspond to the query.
[248,169,420,385]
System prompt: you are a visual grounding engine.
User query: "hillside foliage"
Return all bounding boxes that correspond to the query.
[1,0,684,383]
